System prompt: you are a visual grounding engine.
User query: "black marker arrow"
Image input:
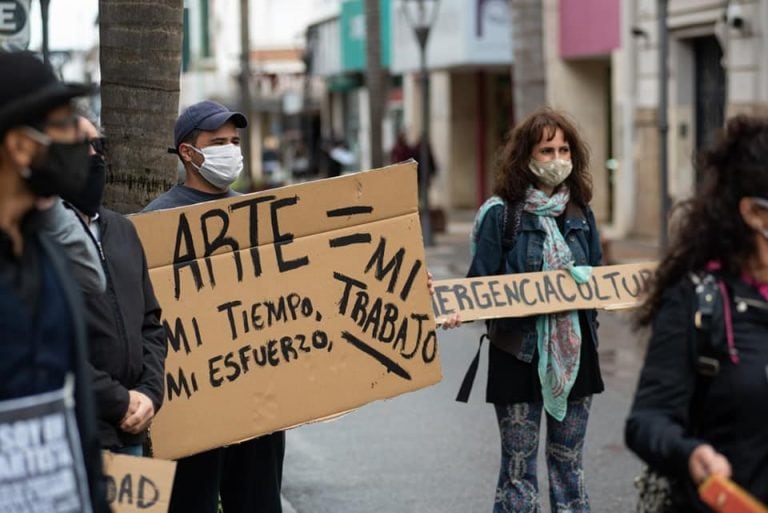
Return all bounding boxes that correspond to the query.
[341,331,412,381]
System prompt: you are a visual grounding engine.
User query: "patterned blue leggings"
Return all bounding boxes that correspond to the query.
[493,397,592,513]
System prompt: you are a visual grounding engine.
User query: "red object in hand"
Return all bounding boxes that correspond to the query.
[699,476,768,513]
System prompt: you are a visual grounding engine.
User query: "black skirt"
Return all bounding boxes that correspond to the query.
[486,312,605,404]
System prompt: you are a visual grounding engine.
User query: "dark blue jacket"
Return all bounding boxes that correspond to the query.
[0,228,108,513]
[467,201,603,363]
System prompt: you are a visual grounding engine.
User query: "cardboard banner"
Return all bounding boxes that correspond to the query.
[432,262,656,324]
[0,380,93,513]
[131,163,441,460]
[102,453,176,513]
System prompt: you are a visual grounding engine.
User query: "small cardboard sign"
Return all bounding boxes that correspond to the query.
[432,262,656,323]
[102,453,176,513]
[130,162,441,460]
[0,383,92,513]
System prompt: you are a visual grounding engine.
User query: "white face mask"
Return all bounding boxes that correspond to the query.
[189,144,243,189]
[528,158,573,187]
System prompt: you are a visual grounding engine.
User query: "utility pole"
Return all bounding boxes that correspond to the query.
[365,0,385,168]
[40,0,50,65]
[658,0,670,252]
[401,0,439,247]
[240,0,254,186]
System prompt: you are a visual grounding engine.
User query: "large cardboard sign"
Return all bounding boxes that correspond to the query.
[102,453,176,513]
[131,163,441,460]
[432,262,656,324]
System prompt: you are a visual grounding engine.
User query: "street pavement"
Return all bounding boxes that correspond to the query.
[281,216,650,513]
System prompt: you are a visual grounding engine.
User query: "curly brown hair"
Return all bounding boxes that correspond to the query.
[637,115,768,326]
[493,108,592,206]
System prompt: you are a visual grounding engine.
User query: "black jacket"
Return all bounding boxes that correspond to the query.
[85,208,166,449]
[625,276,768,511]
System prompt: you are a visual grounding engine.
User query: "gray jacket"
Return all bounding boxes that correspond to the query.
[38,198,106,294]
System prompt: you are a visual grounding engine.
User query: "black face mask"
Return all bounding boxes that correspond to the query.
[25,140,90,199]
[62,155,107,217]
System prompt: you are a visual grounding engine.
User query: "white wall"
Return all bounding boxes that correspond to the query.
[29,0,98,52]
[251,0,316,49]
[390,0,512,73]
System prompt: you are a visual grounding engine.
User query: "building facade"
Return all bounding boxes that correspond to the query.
[390,0,515,211]
[181,0,318,182]
[625,0,768,239]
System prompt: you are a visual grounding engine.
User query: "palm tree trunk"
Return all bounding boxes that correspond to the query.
[99,0,183,214]
[365,0,385,168]
[509,0,546,119]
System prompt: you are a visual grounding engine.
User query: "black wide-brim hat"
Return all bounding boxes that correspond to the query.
[0,51,93,135]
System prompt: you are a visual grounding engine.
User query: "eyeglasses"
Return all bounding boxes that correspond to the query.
[750,197,768,210]
[22,126,53,146]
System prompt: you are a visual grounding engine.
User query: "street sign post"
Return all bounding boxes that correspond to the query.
[0,0,31,51]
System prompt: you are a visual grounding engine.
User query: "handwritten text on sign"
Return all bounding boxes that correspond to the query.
[0,385,91,513]
[131,163,441,460]
[432,263,656,323]
[102,453,176,513]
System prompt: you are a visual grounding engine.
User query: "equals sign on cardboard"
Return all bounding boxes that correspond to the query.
[326,205,374,248]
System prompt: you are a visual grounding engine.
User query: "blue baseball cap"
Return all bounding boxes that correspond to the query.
[171,100,247,152]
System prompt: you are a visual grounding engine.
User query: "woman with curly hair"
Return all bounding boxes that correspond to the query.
[467,108,604,512]
[625,116,768,510]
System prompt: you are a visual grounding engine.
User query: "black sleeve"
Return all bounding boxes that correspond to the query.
[133,247,167,412]
[89,363,130,423]
[625,280,704,477]
[41,234,110,512]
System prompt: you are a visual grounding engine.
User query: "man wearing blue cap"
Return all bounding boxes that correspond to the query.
[144,100,249,210]
[144,100,285,513]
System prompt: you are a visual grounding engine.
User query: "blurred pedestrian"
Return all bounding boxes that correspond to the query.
[626,116,768,511]
[262,135,284,186]
[413,136,438,182]
[390,131,416,164]
[322,137,354,178]
[0,51,108,513]
[143,100,285,513]
[466,108,603,513]
[65,117,167,457]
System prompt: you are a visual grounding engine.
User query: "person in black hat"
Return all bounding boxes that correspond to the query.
[0,51,109,512]
[143,100,285,513]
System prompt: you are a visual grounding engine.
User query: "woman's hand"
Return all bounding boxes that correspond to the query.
[440,313,462,330]
[689,444,732,484]
[427,271,462,329]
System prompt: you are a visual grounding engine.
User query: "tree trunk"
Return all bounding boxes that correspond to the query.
[365,0,385,168]
[99,0,183,214]
[509,0,546,120]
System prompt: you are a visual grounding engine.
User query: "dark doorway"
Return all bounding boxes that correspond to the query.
[694,36,726,158]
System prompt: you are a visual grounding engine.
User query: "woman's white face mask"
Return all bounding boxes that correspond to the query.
[188,143,243,189]
[528,158,573,188]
